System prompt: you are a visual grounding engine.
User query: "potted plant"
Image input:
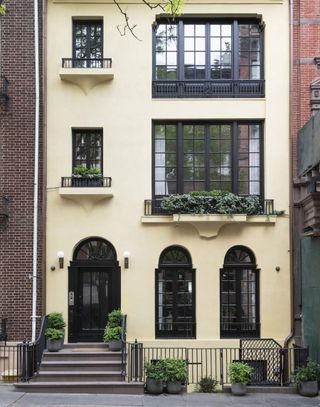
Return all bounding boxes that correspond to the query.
[293,360,320,397]
[228,361,253,396]
[145,360,165,394]
[47,312,66,348]
[72,165,102,187]
[45,328,64,352]
[196,376,217,393]
[103,309,123,351]
[163,358,187,394]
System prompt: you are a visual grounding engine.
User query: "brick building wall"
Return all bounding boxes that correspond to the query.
[0,0,43,341]
[292,0,320,175]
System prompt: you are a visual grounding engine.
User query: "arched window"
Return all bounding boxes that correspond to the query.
[156,246,195,338]
[220,246,260,338]
[73,238,117,261]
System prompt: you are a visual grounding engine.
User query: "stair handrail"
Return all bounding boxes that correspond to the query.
[120,315,144,382]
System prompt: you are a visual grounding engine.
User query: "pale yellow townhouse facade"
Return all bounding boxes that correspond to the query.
[46,0,290,349]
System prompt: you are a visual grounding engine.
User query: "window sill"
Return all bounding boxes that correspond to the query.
[141,213,277,238]
[59,68,114,94]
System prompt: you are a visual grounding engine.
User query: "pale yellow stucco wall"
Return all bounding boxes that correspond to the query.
[46,0,290,347]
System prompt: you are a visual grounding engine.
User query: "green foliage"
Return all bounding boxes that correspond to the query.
[160,192,263,215]
[72,165,102,178]
[107,309,123,328]
[196,377,217,393]
[164,0,184,16]
[47,312,66,330]
[103,309,123,342]
[45,328,64,340]
[103,325,122,341]
[0,4,6,16]
[293,360,320,383]
[145,360,165,381]
[163,358,188,382]
[228,362,253,385]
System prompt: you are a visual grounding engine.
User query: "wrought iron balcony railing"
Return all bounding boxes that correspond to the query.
[0,196,9,219]
[156,321,196,339]
[62,58,112,69]
[61,177,112,188]
[0,76,9,101]
[152,79,265,98]
[144,198,274,216]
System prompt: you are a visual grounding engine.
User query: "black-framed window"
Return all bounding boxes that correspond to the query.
[153,121,263,198]
[220,246,260,338]
[73,20,103,67]
[153,19,263,81]
[72,129,103,172]
[156,246,196,339]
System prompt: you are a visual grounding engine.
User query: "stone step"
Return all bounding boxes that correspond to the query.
[40,360,122,372]
[33,371,124,382]
[14,381,144,394]
[43,350,122,362]
[62,343,107,351]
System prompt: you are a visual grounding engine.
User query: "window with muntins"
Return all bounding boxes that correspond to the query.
[156,246,196,339]
[73,20,103,67]
[153,121,262,198]
[153,19,264,98]
[220,246,260,338]
[72,129,103,172]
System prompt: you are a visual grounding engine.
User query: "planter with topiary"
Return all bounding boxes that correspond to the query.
[163,358,188,394]
[72,165,103,187]
[103,309,123,351]
[47,312,66,348]
[228,362,253,396]
[293,360,320,397]
[45,328,64,352]
[145,360,165,394]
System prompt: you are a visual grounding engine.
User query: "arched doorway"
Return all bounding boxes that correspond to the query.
[68,238,120,342]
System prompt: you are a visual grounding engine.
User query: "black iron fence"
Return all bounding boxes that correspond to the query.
[61,177,112,188]
[62,58,112,69]
[0,76,9,100]
[17,315,48,382]
[124,343,308,387]
[144,198,275,216]
[152,80,265,98]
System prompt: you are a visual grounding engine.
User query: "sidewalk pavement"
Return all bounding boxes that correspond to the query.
[1,385,320,407]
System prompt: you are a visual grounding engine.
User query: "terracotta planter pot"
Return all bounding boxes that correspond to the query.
[167,381,182,394]
[231,382,247,396]
[146,378,163,394]
[298,381,319,397]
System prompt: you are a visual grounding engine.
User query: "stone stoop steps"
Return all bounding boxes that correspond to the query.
[14,343,144,394]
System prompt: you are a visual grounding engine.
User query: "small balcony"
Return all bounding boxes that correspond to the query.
[142,198,276,238]
[59,58,114,94]
[0,76,9,102]
[152,79,265,99]
[59,177,113,201]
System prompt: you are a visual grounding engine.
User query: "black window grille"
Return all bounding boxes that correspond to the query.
[72,129,103,173]
[153,19,264,98]
[220,246,260,338]
[156,246,196,338]
[73,20,103,68]
[153,121,262,198]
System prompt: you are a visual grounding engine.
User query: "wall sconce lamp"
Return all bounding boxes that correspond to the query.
[57,251,64,269]
[123,251,130,269]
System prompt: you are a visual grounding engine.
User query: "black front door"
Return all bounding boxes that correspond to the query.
[68,238,121,343]
[76,267,110,341]
[69,265,121,342]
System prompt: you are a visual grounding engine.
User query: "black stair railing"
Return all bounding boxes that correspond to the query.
[17,315,48,382]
